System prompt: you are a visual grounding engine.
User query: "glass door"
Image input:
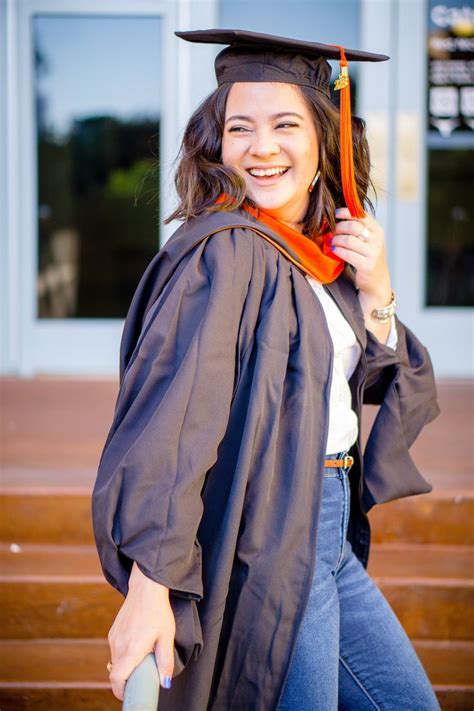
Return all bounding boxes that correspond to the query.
[7,0,220,376]
[34,15,162,321]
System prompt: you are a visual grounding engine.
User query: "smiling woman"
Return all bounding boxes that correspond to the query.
[164,75,373,240]
[221,83,319,230]
[93,28,441,711]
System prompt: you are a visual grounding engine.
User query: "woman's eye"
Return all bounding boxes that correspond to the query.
[228,123,299,133]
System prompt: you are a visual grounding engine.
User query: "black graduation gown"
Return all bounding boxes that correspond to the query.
[91,207,440,710]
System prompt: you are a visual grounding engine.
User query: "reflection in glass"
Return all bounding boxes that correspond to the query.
[426,148,473,306]
[34,16,161,318]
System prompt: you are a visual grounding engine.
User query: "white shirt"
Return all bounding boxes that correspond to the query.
[305,275,397,455]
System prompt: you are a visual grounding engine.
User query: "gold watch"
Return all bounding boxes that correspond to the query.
[370,291,397,323]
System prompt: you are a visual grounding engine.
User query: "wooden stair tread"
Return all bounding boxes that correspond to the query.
[0,685,120,710]
[368,543,474,579]
[1,378,472,482]
[0,639,110,683]
[0,638,472,685]
[0,544,472,640]
[1,481,472,545]
[0,468,97,492]
[1,466,472,497]
[369,495,474,545]
[1,542,473,580]
[0,686,471,711]
[1,379,472,706]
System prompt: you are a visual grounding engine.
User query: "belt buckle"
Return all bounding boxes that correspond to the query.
[343,454,354,469]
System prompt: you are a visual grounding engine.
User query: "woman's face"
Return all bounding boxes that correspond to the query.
[221,81,319,229]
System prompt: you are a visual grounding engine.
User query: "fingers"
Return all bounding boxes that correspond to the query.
[331,245,369,272]
[332,208,391,295]
[154,631,175,689]
[335,207,378,236]
[332,232,371,257]
[332,211,383,266]
[109,650,145,701]
[334,218,366,233]
[108,630,175,702]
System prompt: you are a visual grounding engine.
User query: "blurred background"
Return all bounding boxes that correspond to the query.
[0,0,472,709]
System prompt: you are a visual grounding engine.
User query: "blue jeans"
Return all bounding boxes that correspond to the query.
[277,455,440,710]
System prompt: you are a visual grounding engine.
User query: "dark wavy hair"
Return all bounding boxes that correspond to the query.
[164,82,375,240]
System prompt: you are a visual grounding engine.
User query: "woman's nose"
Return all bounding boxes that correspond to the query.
[249,130,280,157]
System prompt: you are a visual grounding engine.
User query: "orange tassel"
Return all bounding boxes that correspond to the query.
[334,47,366,218]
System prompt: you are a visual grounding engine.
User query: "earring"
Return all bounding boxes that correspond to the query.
[308,169,320,193]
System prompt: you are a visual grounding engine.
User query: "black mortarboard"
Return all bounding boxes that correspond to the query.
[175,29,390,218]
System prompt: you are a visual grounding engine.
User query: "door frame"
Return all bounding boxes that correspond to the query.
[360,0,472,378]
[2,0,218,376]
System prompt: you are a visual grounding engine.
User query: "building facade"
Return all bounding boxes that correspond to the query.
[1,0,472,378]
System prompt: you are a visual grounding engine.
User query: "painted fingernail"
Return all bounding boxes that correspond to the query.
[162,675,172,689]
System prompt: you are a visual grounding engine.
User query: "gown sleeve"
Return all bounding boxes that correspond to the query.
[361,316,441,511]
[91,228,254,600]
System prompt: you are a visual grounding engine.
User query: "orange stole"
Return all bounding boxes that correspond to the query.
[216,194,344,284]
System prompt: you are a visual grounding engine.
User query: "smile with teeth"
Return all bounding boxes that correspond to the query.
[248,167,290,177]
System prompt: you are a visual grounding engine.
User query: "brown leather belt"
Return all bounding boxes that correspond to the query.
[324,455,354,469]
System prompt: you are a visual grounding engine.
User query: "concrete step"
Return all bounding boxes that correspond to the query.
[1,543,472,641]
[2,470,473,546]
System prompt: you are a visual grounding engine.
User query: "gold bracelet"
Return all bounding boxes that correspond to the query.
[370,291,397,323]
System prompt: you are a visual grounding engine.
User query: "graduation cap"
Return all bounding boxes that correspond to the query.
[175,29,389,219]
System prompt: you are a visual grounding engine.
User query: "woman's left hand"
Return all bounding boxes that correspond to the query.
[331,207,394,344]
[331,207,391,302]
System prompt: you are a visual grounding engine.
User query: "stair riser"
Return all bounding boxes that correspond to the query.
[1,639,472,686]
[369,496,474,546]
[434,687,474,710]
[368,546,474,579]
[1,580,472,640]
[1,495,95,545]
[378,581,474,641]
[0,641,110,683]
[0,686,120,710]
[0,685,469,710]
[2,492,473,546]
[1,583,122,639]
[413,642,474,686]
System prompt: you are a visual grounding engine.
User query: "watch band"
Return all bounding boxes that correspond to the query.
[371,290,397,323]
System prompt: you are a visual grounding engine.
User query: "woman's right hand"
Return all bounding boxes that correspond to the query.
[107,561,176,701]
